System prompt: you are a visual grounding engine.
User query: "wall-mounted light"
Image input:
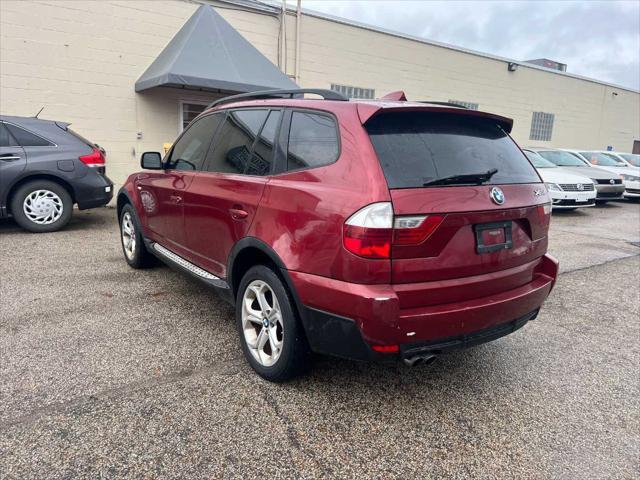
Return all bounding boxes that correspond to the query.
[508,62,518,72]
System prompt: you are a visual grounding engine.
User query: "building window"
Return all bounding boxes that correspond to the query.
[180,102,210,131]
[529,112,555,141]
[448,100,479,110]
[331,84,375,99]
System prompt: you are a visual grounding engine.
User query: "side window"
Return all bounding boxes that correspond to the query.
[205,109,270,175]
[246,110,281,176]
[0,123,17,147]
[166,113,224,171]
[287,111,339,171]
[5,124,53,147]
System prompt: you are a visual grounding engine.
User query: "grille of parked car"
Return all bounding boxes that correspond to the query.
[559,183,595,191]
[595,179,622,184]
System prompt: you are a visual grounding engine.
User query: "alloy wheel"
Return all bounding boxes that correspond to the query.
[241,280,284,367]
[121,212,136,260]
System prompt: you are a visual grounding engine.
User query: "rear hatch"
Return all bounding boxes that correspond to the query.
[365,110,550,302]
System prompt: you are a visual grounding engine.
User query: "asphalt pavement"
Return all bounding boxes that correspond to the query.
[0,201,638,479]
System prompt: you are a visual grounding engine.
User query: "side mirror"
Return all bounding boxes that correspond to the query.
[141,151,162,170]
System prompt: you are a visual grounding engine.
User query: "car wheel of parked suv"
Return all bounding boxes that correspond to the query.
[119,204,155,269]
[10,180,73,233]
[236,265,310,382]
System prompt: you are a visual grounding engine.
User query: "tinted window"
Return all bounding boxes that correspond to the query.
[205,109,269,174]
[246,110,281,176]
[620,154,640,167]
[537,150,586,167]
[166,113,223,171]
[524,150,556,168]
[0,123,17,147]
[287,112,339,171]
[580,151,625,166]
[5,124,53,147]
[366,112,539,188]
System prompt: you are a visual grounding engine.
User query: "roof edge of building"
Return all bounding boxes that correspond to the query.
[206,0,639,95]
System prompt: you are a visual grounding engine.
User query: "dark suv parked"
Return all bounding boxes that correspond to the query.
[0,115,113,232]
[117,89,559,382]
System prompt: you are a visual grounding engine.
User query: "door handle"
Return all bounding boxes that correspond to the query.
[229,207,249,220]
[0,154,21,162]
[170,194,182,204]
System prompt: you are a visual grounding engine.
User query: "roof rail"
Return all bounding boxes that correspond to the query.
[207,89,349,109]
[417,101,468,109]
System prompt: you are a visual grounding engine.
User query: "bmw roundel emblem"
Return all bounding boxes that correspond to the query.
[490,187,505,205]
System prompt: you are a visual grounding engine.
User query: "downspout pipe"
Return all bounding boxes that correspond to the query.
[280,0,287,73]
[295,0,301,83]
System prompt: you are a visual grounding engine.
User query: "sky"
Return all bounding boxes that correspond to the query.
[295,0,640,91]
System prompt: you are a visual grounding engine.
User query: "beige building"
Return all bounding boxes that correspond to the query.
[1,0,639,191]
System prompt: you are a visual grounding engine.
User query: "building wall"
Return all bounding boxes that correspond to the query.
[294,13,639,151]
[1,0,638,193]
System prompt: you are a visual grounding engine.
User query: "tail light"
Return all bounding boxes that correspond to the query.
[343,202,393,259]
[79,147,106,168]
[343,203,445,259]
[393,215,444,245]
[537,203,552,229]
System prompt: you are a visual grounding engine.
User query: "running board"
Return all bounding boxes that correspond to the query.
[152,243,229,289]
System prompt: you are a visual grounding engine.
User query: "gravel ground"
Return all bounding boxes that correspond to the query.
[0,201,638,479]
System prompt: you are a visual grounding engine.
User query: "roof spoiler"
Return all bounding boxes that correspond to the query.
[357,104,514,133]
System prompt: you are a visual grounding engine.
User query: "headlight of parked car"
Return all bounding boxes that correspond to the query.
[621,174,640,181]
[546,183,562,192]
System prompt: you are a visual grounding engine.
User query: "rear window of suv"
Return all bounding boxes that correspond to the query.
[366,111,540,189]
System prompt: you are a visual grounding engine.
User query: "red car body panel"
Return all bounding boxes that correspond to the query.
[183,172,267,277]
[119,94,559,362]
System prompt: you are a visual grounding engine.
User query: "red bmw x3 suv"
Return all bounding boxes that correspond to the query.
[117,89,559,381]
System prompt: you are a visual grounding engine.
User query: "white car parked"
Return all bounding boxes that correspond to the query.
[569,150,640,199]
[523,149,596,209]
[598,151,640,169]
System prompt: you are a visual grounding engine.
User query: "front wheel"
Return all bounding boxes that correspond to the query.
[236,265,310,382]
[119,204,155,269]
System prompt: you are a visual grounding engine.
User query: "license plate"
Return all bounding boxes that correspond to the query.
[474,221,513,254]
[575,193,592,202]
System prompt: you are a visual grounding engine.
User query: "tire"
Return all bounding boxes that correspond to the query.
[10,180,73,233]
[119,203,155,269]
[236,265,311,382]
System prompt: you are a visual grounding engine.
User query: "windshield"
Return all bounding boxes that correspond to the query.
[366,111,540,188]
[580,151,626,167]
[537,150,587,167]
[620,154,640,167]
[524,150,556,168]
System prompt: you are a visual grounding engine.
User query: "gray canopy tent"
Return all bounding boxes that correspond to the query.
[135,5,297,93]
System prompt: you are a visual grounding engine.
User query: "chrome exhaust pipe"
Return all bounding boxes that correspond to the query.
[403,354,438,367]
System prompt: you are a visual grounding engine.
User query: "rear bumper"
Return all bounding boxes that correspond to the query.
[400,309,538,359]
[291,254,559,361]
[75,173,113,209]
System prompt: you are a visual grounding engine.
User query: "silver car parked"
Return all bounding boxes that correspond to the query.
[529,148,625,202]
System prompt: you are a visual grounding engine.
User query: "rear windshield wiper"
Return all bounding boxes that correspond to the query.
[423,168,499,187]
